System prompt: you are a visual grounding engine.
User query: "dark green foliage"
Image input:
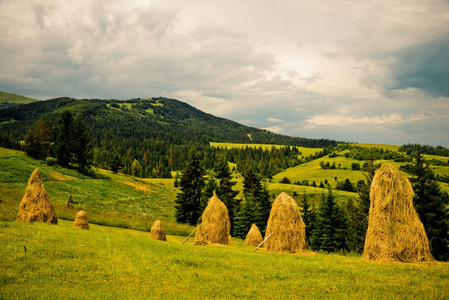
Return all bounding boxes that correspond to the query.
[279,177,291,184]
[233,199,255,238]
[300,192,316,243]
[109,151,123,174]
[412,146,449,261]
[201,177,218,212]
[351,162,361,170]
[336,178,355,192]
[344,198,366,253]
[256,182,272,235]
[399,143,449,157]
[214,156,239,228]
[72,115,92,172]
[174,148,205,225]
[310,187,348,252]
[24,115,53,160]
[54,109,74,167]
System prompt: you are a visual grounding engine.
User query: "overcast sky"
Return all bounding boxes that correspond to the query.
[1,0,448,147]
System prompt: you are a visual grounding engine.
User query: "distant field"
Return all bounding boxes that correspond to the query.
[210,142,322,157]
[0,91,38,104]
[351,143,401,151]
[1,220,448,299]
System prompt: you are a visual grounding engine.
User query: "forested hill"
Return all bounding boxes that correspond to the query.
[0,95,337,147]
[0,94,339,177]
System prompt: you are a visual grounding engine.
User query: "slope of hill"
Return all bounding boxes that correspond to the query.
[0,91,38,108]
[0,94,338,147]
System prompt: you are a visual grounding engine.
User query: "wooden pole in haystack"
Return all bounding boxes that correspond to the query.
[254,233,272,252]
[182,226,199,244]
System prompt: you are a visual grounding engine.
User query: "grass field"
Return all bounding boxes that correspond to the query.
[1,220,448,299]
[0,148,193,236]
[210,142,322,157]
[0,91,38,104]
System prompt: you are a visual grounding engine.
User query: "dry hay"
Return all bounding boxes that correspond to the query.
[194,192,231,246]
[244,224,263,247]
[363,163,433,262]
[264,192,306,253]
[150,220,167,241]
[74,210,89,230]
[16,169,58,224]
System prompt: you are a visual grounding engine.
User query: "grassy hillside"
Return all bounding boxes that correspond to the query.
[0,91,38,107]
[0,147,193,235]
[211,142,323,157]
[1,220,448,299]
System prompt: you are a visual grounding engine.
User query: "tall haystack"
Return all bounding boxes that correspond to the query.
[150,220,167,241]
[194,192,231,245]
[74,210,89,230]
[264,192,306,253]
[363,164,433,262]
[244,224,263,247]
[16,169,58,224]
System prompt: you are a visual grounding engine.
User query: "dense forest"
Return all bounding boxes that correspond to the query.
[0,97,339,177]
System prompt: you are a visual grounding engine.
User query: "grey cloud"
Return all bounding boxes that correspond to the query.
[387,39,449,97]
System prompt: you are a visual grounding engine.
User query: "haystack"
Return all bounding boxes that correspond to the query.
[150,220,167,241]
[194,192,231,245]
[264,192,306,253]
[244,224,263,247]
[74,210,89,230]
[363,164,433,262]
[16,169,58,224]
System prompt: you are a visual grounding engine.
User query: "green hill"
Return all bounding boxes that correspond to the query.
[0,91,38,108]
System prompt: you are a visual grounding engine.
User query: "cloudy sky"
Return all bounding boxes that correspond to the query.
[1,0,448,147]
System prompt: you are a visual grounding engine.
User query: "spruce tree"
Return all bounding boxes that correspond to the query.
[344,198,366,253]
[215,156,239,228]
[311,187,348,252]
[24,115,54,160]
[54,110,74,167]
[174,147,205,225]
[412,146,449,261]
[300,192,316,242]
[201,176,218,212]
[255,182,272,235]
[233,198,255,238]
[72,115,92,172]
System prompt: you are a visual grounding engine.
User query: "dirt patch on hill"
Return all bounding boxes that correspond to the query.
[119,180,156,193]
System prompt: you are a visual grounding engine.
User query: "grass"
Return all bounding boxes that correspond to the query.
[0,91,38,104]
[0,148,193,236]
[351,143,400,151]
[1,220,448,299]
[210,142,322,157]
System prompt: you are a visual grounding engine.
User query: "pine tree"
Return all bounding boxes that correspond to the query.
[24,115,54,160]
[300,192,316,242]
[412,146,449,261]
[255,181,271,235]
[109,151,123,174]
[54,110,74,167]
[174,147,205,225]
[344,198,366,253]
[233,198,255,238]
[202,176,218,212]
[215,156,239,227]
[72,115,92,172]
[311,187,348,252]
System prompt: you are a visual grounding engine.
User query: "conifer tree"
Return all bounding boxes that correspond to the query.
[311,187,348,252]
[54,110,74,167]
[412,146,449,261]
[255,181,271,235]
[215,156,239,227]
[300,192,316,242]
[24,115,54,160]
[174,147,205,225]
[344,198,366,253]
[233,198,255,238]
[201,176,218,212]
[72,115,92,172]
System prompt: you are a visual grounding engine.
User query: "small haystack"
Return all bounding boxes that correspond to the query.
[194,192,231,245]
[244,224,263,247]
[150,220,167,241]
[363,164,433,262]
[74,210,89,230]
[264,192,306,253]
[16,169,58,224]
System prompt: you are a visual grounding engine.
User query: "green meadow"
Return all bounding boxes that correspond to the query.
[1,220,448,299]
